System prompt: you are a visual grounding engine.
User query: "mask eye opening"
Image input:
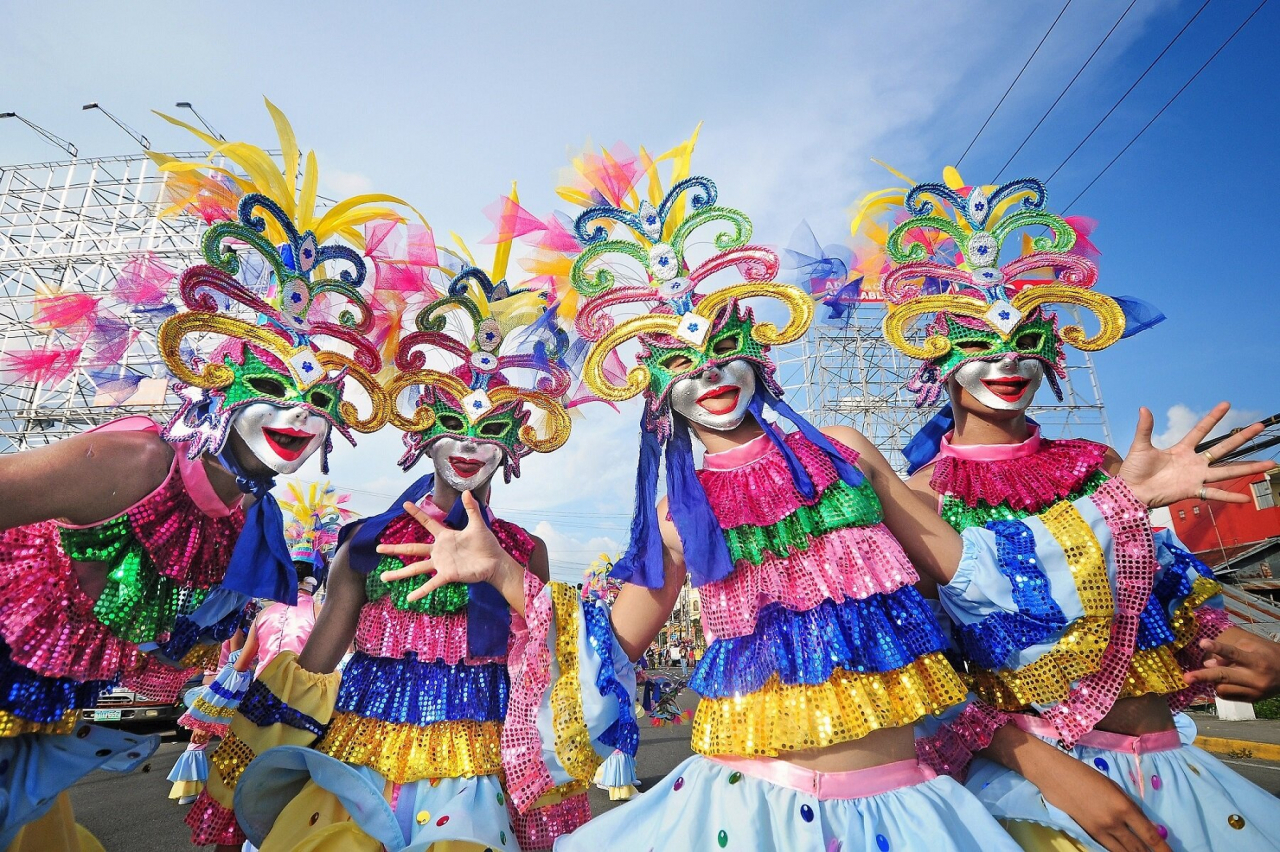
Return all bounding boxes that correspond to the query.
[660,353,695,372]
[437,413,466,432]
[711,333,741,357]
[246,375,289,398]
[478,420,510,438]
[954,339,994,355]
[307,389,333,409]
[1014,331,1043,351]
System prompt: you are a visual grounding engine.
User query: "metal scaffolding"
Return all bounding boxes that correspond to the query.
[0,153,209,452]
[776,302,1113,473]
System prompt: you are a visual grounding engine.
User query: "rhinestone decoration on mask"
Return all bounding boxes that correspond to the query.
[852,172,1125,407]
[386,263,573,480]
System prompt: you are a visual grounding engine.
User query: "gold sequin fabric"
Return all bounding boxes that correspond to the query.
[317,713,504,783]
[1118,646,1190,699]
[547,582,601,783]
[209,732,257,790]
[190,695,237,720]
[690,652,966,757]
[0,708,77,737]
[179,642,222,671]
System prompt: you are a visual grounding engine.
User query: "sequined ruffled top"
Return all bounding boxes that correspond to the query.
[312,499,535,784]
[929,427,1229,738]
[688,430,967,758]
[0,416,243,737]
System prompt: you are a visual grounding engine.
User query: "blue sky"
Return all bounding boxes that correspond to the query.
[4,1,1277,581]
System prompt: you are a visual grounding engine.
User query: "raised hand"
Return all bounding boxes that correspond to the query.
[377,491,517,603]
[1183,629,1280,702]
[1117,403,1273,508]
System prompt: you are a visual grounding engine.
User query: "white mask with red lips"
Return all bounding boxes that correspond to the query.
[229,402,330,475]
[429,436,503,493]
[951,355,1044,412]
[668,359,757,431]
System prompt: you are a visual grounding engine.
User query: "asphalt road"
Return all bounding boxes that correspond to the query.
[68,686,1280,851]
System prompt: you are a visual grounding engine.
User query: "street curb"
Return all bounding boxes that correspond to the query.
[1194,735,1280,762]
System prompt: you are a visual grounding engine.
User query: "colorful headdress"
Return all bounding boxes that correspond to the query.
[151,99,419,467]
[581,552,623,604]
[280,481,355,570]
[383,190,574,479]
[561,133,862,590]
[856,169,1125,407]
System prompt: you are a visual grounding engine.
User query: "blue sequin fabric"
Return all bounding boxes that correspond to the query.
[336,652,509,725]
[691,586,949,698]
[238,679,327,737]
[583,599,639,756]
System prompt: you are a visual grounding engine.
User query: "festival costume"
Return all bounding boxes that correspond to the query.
[523,135,1043,852]
[0,102,403,847]
[857,171,1280,849]
[191,218,626,851]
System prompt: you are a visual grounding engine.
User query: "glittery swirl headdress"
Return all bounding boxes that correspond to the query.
[280,480,355,571]
[150,100,421,466]
[563,134,862,591]
[859,170,1123,407]
[385,254,573,479]
[566,141,810,441]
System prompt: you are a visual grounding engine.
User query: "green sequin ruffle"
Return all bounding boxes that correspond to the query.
[722,478,884,566]
[939,470,1108,532]
[365,555,470,615]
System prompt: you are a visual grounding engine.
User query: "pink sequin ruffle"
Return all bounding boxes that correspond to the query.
[1040,478,1158,746]
[121,655,196,702]
[501,571,557,814]
[185,788,246,846]
[698,431,862,530]
[354,597,506,664]
[509,790,592,850]
[698,523,919,639]
[931,438,1109,513]
[915,701,1009,780]
[0,521,143,681]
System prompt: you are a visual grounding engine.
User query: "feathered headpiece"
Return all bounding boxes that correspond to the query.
[151,99,419,466]
[383,186,574,478]
[854,168,1127,407]
[561,131,861,590]
[280,480,355,574]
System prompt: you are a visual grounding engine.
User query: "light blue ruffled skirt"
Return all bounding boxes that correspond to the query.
[556,754,1023,852]
[966,715,1280,852]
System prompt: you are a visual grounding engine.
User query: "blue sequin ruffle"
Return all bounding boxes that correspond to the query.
[336,652,509,725]
[238,680,327,738]
[582,599,638,757]
[0,642,109,723]
[690,586,948,698]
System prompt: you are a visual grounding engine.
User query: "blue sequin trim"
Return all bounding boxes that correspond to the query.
[956,519,1069,670]
[207,678,246,701]
[1132,542,1216,651]
[0,643,109,723]
[582,599,639,757]
[238,680,327,737]
[336,653,509,725]
[690,586,949,698]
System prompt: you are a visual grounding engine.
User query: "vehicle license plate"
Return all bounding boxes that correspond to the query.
[93,709,122,721]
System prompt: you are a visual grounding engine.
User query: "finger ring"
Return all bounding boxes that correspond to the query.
[1202,449,1215,464]
[1198,485,1208,501]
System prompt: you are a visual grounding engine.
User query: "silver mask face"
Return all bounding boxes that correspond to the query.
[669,359,757,431]
[951,355,1044,413]
[229,402,330,475]
[428,436,503,493]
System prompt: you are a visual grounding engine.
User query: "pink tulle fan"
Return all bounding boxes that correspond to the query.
[481,195,546,245]
[114,254,176,306]
[1,347,83,384]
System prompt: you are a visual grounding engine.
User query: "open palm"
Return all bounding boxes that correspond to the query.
[1118,403,1272,508]
[376,491,511,602]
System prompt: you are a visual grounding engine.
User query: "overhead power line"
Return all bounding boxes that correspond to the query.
[1064,0,1273,212]
[993,0,1139,182]
[1047,0,1215,183]
[956,0,1073,168]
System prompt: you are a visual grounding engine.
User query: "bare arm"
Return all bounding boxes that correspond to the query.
[821,425,965,583]
[233,621,260,673]
[296,534,367,674]
[0,430,173,530]
[904,464,943,599]
[609,497,688,661]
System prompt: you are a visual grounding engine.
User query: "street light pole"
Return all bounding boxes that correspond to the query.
[0,112,77,157]
[81,103,150,149]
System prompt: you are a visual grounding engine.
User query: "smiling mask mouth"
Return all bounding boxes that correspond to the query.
[448,456,488,478]
[263,426,315,461]
[696,385,741,414]
[979,377,1031,402]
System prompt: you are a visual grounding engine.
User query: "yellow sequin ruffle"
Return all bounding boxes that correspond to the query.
[691,651,966,757]
[1118,646,1190,699]
[0,708,77,738]
[190,695,236,720]
[209,732,257,791]
[180,642,223,671]
[317,713,503,783]
[547,582,602,784]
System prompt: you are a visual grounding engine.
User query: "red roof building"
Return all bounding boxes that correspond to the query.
[1167,468,1280,570]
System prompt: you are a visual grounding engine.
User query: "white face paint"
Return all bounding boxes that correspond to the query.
[669,359,757,431]
[951,356,1044,413]
[429,436,503,492]
[229,402,330,475]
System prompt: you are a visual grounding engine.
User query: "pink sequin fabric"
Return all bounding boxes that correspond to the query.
[931,437,1109,513]
[185,788,245,846]
[0,522,142,681]
[1041,477,1158,746]
[698,523,917,639]
[915,701,1009,780]
[121,654,197,702]
[509,791,592,850]
[1168,605,1233,712]
[697,431,861,528]
[354,599,499,664]
[500,570,557,815]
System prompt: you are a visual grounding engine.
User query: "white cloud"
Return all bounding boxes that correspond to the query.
[322,166,375,198]
[1151,403,1265,449]
[531,520,621,585]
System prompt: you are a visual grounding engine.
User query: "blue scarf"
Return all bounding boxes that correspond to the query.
[216,449,297,605]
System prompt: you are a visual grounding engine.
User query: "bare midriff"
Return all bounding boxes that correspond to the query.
[774,725,916,772]
[1092,694,1176,736]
